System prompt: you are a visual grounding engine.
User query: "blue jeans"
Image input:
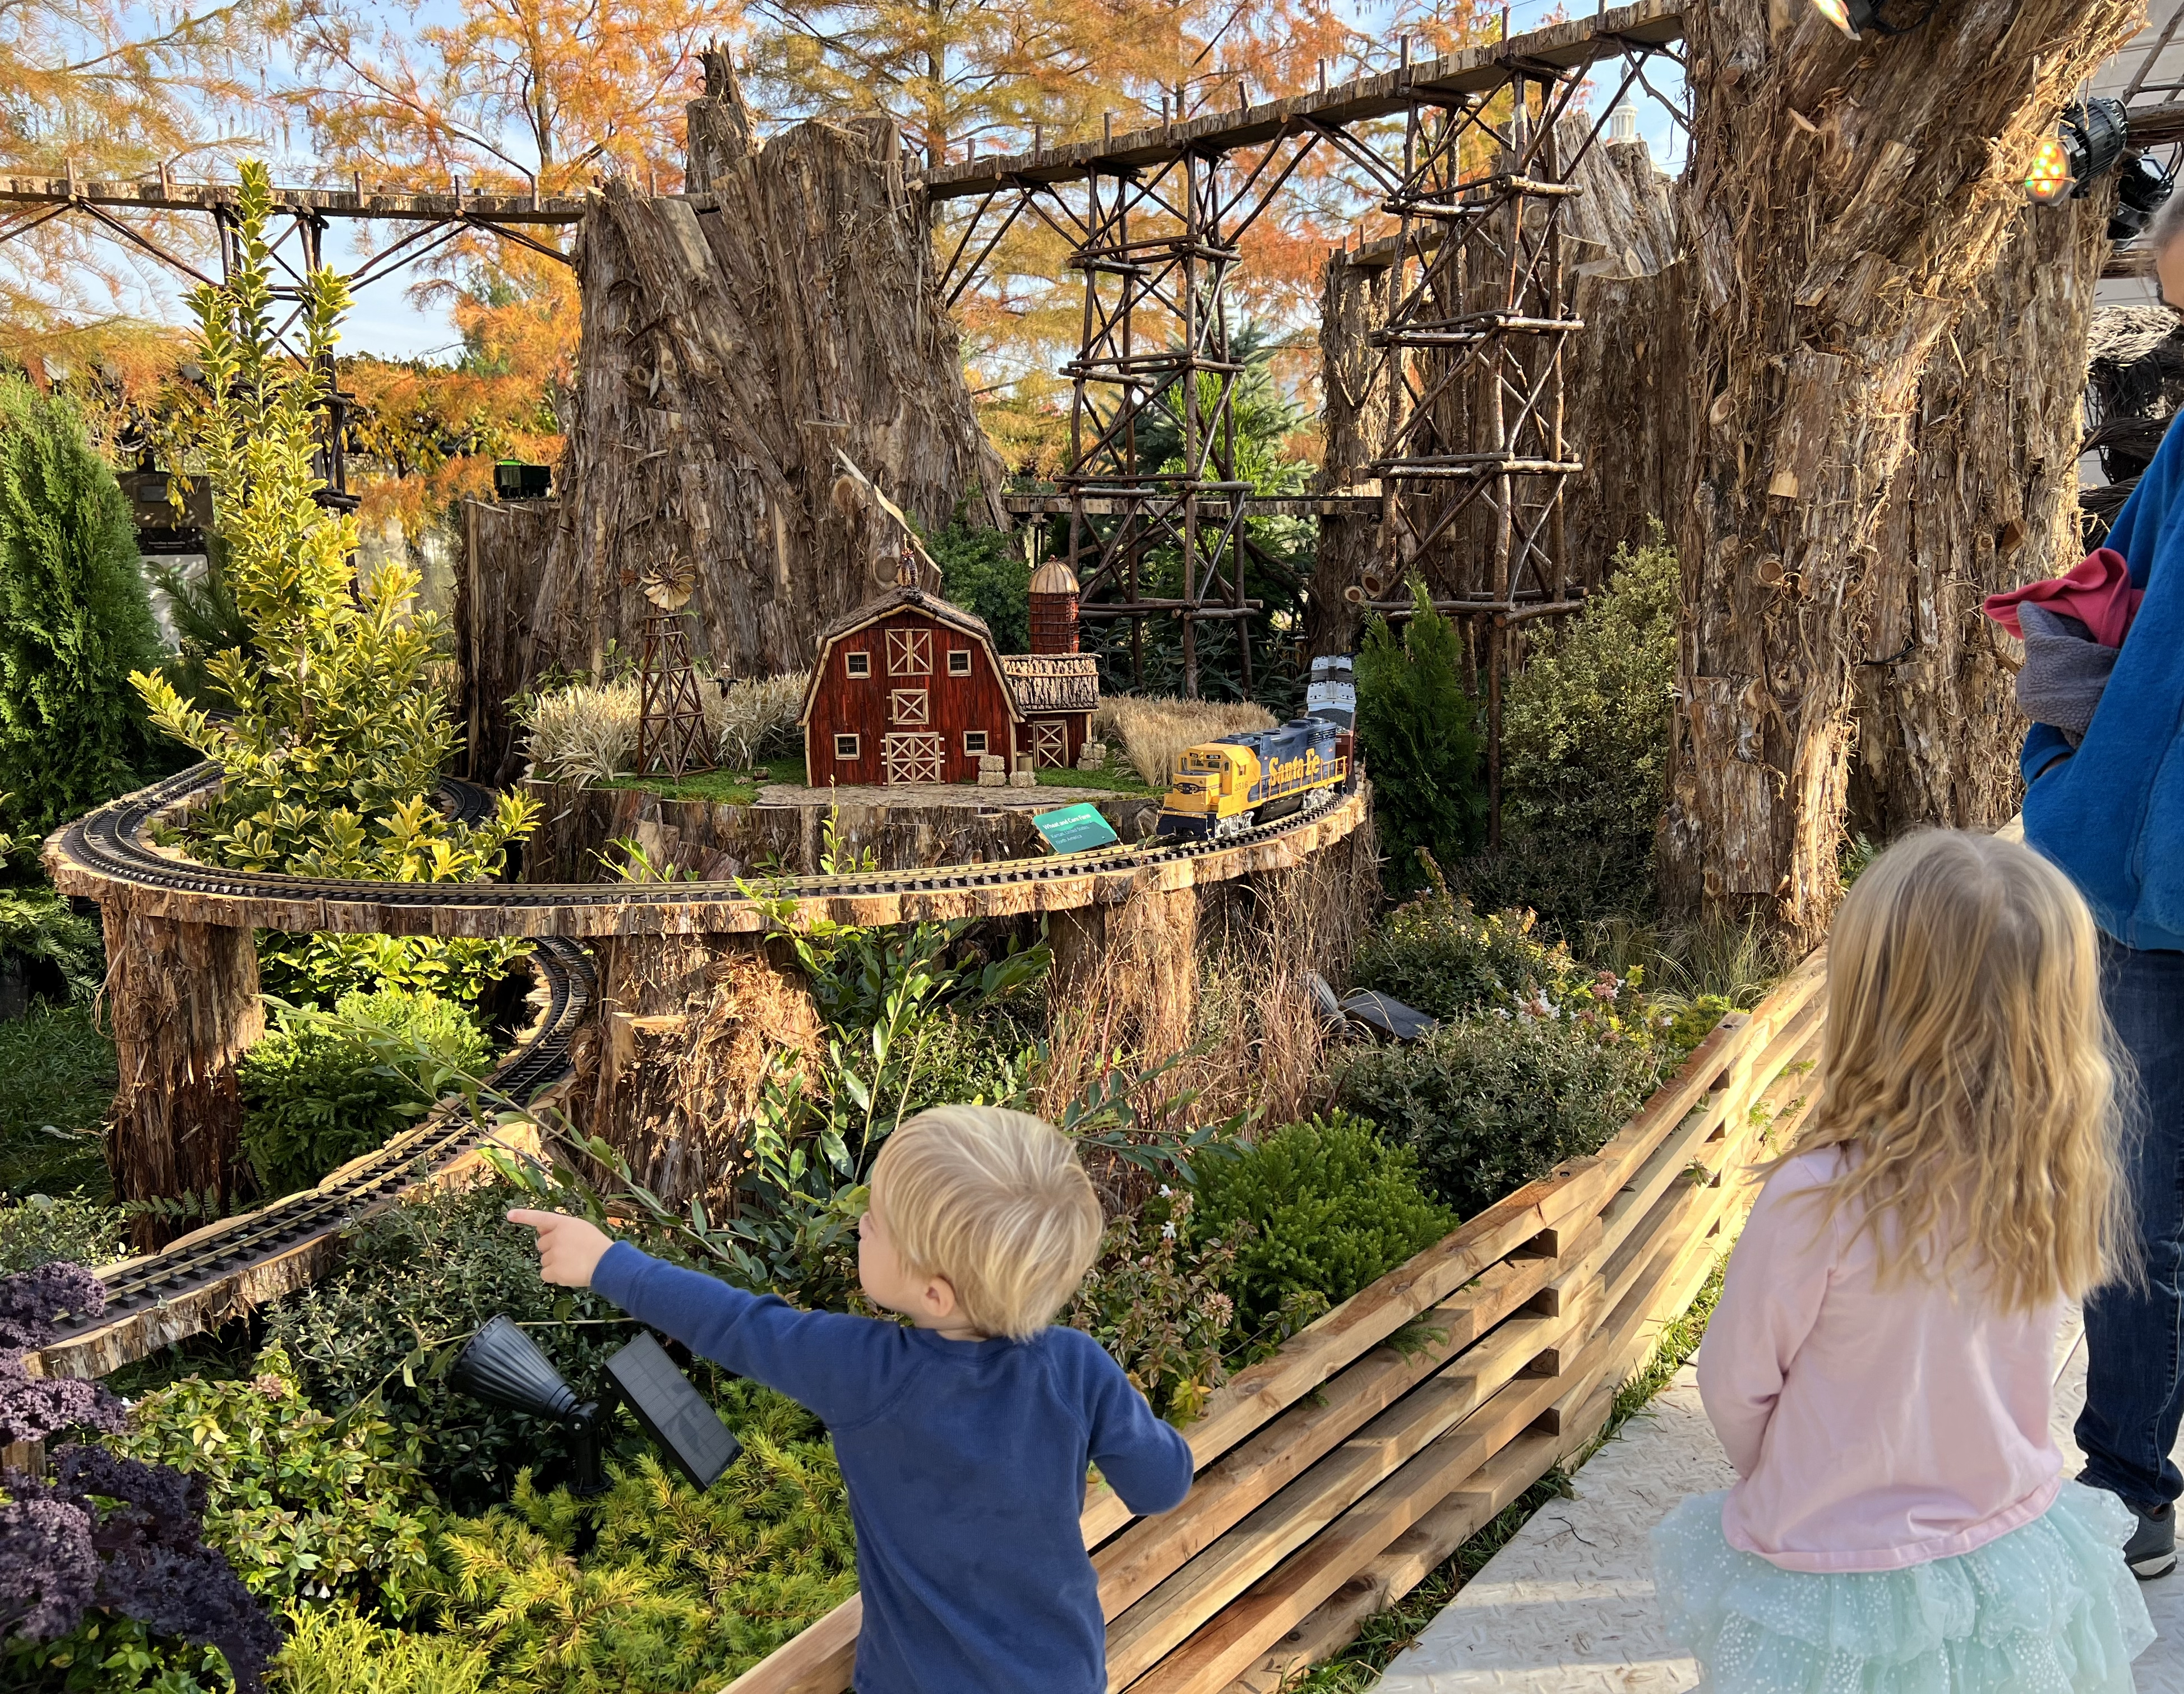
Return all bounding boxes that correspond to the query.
[2077,937,2184,1511]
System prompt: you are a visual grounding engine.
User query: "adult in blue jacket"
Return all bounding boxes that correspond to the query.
[2025,210,2184,1582]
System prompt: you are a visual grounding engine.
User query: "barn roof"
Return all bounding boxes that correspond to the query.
[1000,653,1100,715]
[800,585,1024,726]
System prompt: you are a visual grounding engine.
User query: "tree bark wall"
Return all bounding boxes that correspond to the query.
[1849,191,2111,839]
[458,497,557,785]
[102,910,262,1248]
[532,61,1005,684]
[1671,0,2138,943]
[1560,139,1686,577]
[1307,248,1392,658]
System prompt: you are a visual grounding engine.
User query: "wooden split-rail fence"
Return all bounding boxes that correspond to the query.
[728,949,1830,1694]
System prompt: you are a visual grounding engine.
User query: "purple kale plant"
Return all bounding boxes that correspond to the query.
[0,1265,280,1693]
[0,1262,123,1446]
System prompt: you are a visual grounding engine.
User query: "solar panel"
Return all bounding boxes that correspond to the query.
[604,1331,744,1491]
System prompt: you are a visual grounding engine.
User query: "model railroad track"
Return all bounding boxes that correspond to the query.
[34,766,1363,1376]
[52,761,1348,932]
[33,937,595,1377]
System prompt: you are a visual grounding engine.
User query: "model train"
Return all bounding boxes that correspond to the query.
[1156,718,1354,841]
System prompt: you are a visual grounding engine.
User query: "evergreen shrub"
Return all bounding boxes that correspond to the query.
[0,1192,125,1274]
[1351,887,1627,1026]
[264,1181,633,1511]
[1189,1113,1455,1339]
[1463,529,1678,929]
[1336,1012,1660,1219]
[1354,587,1486,895]
[931,519,1028,655]
[0,888,103,1003]
[273,1602,490,1694]
[428,1385,856,1691]
[0,374,167,841]
[238,990,490,1196]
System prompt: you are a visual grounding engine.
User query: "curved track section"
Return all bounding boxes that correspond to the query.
[33,766,1365,1377]
[49,762,1368,937]
[35,937,595,1377]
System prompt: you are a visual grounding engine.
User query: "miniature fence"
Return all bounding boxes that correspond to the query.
[727,947,1830,1694]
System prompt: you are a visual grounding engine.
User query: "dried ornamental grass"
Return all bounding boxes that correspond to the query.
[1093,695,1276,787]
[521,672,809,786]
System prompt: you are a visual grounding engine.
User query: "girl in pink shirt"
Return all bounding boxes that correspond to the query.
[1651,830,2154,1693]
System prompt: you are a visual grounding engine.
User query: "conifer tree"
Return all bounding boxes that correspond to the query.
[0,372,166,842]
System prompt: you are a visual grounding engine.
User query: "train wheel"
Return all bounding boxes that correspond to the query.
[1214,812,1252,840]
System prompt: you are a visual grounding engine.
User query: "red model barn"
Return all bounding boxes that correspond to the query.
[801,586,1024,785]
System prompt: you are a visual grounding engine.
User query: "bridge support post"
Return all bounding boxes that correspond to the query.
[101,908,262,1249]
[1049,883,1200,1061]
[572,931,821,1217]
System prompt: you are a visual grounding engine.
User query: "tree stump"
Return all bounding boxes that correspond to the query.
[1850,189,2113,839]
[1049,885,1202,1063]
[530,57,1004,686]
[1671,0,2139,943]
[101,909,262,1249]
[570,932,823,1217]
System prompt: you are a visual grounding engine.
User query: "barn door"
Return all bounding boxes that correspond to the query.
[1033,721,1069,769]
[883,732,944,784]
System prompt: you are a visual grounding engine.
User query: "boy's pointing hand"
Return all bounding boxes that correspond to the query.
[508,1209,614,1289]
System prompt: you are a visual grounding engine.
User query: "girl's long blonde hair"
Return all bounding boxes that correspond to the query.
[1787,829,2130,1312]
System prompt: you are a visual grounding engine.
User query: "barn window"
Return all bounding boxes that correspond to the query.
[834,734,860,760]
[890,688,930,726]
[963,730,988,755]
[887,628,931,676]
[947,649,972,676]
[845,651,870,678]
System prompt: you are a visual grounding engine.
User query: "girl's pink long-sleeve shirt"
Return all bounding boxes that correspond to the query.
[1696,1149,2065,1573]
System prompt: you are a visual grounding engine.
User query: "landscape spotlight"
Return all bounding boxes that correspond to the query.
[452,1315,609,1494]
[452,1317,745,1496]
[2025,99,2130,205]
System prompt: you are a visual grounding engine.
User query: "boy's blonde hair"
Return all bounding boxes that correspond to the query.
[1787,828,2130,1312]
[871,1105,1103,1340]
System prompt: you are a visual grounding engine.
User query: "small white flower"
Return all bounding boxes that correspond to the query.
[1158,1184,1173,1198]
[1161,1222,1177,1240]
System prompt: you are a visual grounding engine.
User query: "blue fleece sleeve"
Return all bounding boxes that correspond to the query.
[2022,723,2075,784]
[590,1242,901,1429]
[1061,1332,1193,1515]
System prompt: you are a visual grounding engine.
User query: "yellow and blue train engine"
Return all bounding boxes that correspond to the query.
[1156,719,1352,841]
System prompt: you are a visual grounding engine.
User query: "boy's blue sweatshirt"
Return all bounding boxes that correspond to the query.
[590,1242,1193,1694]
[2024,413,2184,951]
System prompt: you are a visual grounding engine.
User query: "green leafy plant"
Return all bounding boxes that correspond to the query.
[105,1346,440,1618]
[0,1192,125,1273]
[0,1001,117,1198]
[1352,879,1641,1027]
[1189,1113,1454,1340]
[1068,1189,1243,1425]
[427,1382,856,1692]
[1354,587,1486,895]
[1337,1012,1660,1219]
[0,373,168,843]
[239,991,491,1196]
[128,161,537,1006]
[263,1180,634,1513]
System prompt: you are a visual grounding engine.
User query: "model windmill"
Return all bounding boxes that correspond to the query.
[635,552,715,780]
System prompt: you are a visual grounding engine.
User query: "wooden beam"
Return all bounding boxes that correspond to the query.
[0,175,587,224]
[917,0,1683,202]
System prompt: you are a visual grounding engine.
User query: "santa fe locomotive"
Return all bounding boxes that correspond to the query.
[1155,718,1354,841]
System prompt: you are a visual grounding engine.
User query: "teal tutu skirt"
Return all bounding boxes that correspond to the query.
[1649,1482,2154,1694]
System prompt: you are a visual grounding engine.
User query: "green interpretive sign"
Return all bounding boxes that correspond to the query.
[1031,802,1120,855]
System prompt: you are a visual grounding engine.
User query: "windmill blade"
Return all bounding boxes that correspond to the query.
[833,448,943,582]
